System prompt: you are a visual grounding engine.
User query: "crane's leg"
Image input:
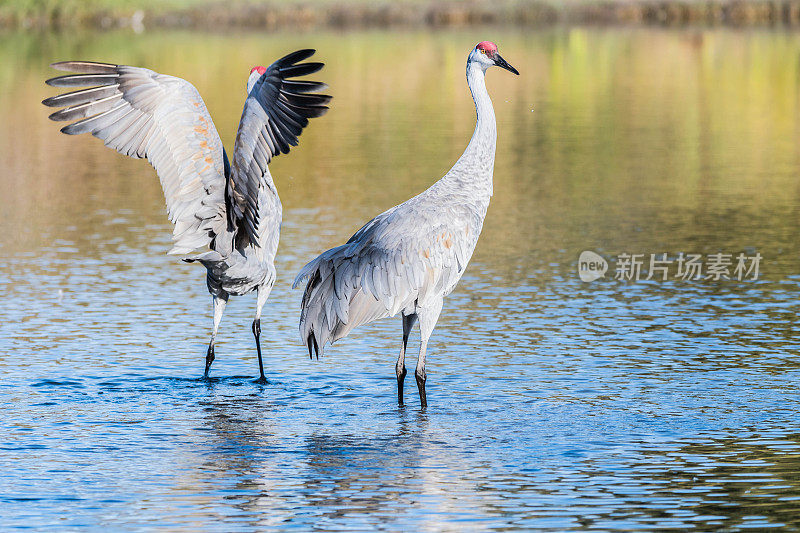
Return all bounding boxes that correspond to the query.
[396,313,418,406]
[415,300,443,409]
[205,293,228,378]
[252,284,271,384]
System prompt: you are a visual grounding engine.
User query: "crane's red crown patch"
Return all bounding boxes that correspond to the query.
[476,41,498,54]
[250,66,267,75]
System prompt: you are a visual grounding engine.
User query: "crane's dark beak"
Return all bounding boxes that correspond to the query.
[494,54,519,75]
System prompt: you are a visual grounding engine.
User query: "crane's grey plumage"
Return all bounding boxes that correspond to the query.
[43,50,330,382]
[293,41,518,406]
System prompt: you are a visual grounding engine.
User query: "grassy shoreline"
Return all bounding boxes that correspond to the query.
[4,0,800,30]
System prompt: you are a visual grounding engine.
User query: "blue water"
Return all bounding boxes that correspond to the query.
[3,231,800,530]
[2,27,800,530]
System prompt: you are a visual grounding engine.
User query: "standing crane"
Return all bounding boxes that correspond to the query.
[293,41,518,407]
[42,50,330,382]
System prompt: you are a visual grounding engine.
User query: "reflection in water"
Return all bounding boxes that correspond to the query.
[572,432,800,530]
[1,27,800,530]
[300,415,436,528]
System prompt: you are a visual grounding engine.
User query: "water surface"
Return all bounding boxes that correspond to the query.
[2,27,800,530]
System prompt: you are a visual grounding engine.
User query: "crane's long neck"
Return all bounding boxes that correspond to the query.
[444,62,496,196]
[467,62,496,151]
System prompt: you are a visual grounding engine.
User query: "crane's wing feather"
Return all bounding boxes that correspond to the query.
[43,61,228,255]
[229,49,330,245]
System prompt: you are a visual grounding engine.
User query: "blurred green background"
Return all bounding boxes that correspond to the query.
[4,0,800,29]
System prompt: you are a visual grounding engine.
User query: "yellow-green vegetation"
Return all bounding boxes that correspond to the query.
[0,0,185,27]
[4,0,800,29]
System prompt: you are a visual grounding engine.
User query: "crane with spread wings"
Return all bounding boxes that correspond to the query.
[43,50,330,383]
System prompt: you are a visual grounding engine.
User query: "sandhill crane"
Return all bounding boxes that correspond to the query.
[42,50,330,382]
[293,41,518,407]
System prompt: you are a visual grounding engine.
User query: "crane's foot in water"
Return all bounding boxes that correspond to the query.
[416,371,427,409]
[397,366,407,406]
[203,344,215,379]
[252,319,267,385]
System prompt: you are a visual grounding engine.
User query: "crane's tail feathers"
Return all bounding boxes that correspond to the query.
[306,334,319,360]
[293,259,321,289]
[296,252,393,358]
[292,245,347,289]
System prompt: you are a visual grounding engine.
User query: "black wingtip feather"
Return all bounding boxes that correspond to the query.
[280,62,324,78]
[281,91,332,106]
[282,80,329,93]
[279,49,316,66]
[283,103,329,119]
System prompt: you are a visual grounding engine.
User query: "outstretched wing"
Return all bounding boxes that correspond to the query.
[42,61,228,255]
[229,49,331,245]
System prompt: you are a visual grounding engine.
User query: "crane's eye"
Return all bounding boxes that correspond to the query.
[479,49,486,54]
